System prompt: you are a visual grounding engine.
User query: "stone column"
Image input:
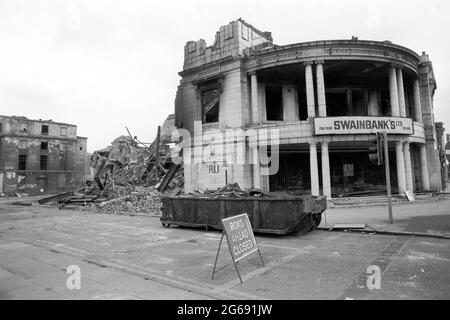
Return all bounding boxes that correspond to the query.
[404,142,414,192]
[413,79,423,123]
[397,67,406,117]
[321,141,331,198]
[419,144,430,191]
[310,142,320,196]
[304,62,315,118]
[316,61,327,117]
[250,72,259,124]
[396,141,407,194]
[389,65,400,117]
[252,146,261,189]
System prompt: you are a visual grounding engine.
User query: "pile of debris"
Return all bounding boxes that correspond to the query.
[93,187,162,216]
[190,183,273,199]
[39,122,183,216]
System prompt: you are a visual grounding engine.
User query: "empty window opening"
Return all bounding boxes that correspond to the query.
[41,125,49,135]
[297,89,308,120]
[265,86,283,121]
[18,155,27,170]
[40,155,48,170]
[202,89,220,123]
[41,142,48,150]
[352,90,367,116]
[61,127,67,136]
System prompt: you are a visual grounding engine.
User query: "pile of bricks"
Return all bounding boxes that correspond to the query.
[38,128,184,215]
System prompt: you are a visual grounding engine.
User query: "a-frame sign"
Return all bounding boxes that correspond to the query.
[211,213,264,283]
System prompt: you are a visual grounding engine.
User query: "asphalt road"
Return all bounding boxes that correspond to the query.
[0,202,449,299]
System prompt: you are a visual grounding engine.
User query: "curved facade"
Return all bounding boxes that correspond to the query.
[175,19,441,197]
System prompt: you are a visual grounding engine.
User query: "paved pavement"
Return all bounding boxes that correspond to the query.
[321,198,450,236]
[0,199,449,300]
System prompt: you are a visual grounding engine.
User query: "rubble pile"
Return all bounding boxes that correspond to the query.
[94,187,162,216]
[190,183,273,199]
[39,124,184,216]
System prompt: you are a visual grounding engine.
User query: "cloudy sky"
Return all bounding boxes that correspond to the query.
[1,0,449,152]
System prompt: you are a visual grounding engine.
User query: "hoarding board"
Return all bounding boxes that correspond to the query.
[314,117,414,135]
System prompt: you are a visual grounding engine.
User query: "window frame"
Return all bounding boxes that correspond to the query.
[41,125,49,135]
[18,154,27,171]
[40,154,48,170]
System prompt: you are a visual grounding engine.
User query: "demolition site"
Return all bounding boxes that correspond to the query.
[0,18,449,301]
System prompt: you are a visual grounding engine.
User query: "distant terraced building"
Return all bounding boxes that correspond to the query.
[0,115,87,195]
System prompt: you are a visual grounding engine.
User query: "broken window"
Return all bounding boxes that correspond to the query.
[265,86,283,121]
[40,155,48,170]
[41,125,49,135]
[202,89,220,123]
[41,141,48,150]
[18,155,27,170]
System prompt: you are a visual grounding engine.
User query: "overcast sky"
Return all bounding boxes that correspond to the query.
[1,0,449,152]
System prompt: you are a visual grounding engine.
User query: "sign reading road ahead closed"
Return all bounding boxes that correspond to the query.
[212,213,264,283]
[222,213,258,262]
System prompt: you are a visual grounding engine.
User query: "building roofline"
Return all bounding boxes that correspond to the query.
[249,39,421,61]
[0,115,77,127]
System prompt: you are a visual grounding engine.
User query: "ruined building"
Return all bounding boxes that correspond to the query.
[0,115,87,195]
[174,19,442,197]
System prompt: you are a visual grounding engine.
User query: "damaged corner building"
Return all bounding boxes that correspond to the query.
[175,19,442,197]
[0,115,87,195]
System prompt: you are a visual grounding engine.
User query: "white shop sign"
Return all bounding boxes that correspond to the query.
[314,117,414,135]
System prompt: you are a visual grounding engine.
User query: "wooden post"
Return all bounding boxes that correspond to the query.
[383,132,393,224]
[155,126,161,178]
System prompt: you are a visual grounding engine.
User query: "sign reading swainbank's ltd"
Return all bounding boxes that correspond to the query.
[314,117,414,135]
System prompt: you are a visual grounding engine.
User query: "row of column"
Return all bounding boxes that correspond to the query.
[304,61,327,118]
[251,61,328,123]
[252,63,424,123]
[309,142,330,198]
[308,140,430,198]
[250,63,429,196]
[397,141,430,193]
[389,65,423,123]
